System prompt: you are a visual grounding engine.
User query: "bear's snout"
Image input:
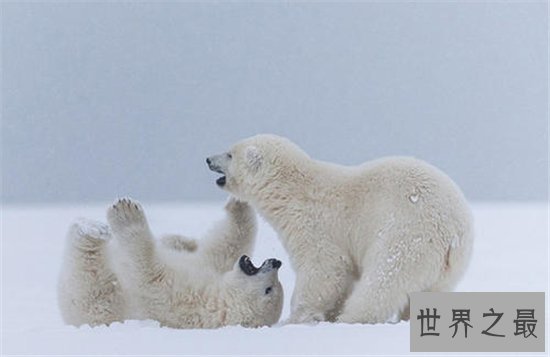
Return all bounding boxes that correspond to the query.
[264,259,282,270]
[206,156,221,173]
[207,155,229,188]
[239,256,282,275]
[259,258,282,273]
[206,155,226,174]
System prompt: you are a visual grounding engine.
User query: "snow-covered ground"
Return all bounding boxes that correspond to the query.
[1,202,547,355]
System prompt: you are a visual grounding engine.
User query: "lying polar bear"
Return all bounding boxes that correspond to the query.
[207,134,473,324]
[58,197,283,328]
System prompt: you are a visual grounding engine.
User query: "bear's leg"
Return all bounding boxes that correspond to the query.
[107,198,166,287]
[107,198,173,323]
[199,197,257,273]
[160,234,198,252]
[337,233,444,324]
[107,198,155,269]
[287,248,355,324]
[338,280,415,324]
[58,219,125,326]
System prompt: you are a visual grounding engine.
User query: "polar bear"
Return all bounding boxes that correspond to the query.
[58,197,283,328]
[207,134,473,324]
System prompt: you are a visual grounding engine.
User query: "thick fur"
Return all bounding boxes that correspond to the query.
[207,134,473,324]
[58,198,283,328]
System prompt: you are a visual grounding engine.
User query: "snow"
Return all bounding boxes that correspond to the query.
[1,202,547,355]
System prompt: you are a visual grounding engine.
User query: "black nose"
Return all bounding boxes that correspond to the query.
[206,158,211,165]
[268,259,282,269]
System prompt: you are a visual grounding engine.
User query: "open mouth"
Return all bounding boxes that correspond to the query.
[206,158,227,187]
[239,255,259,275]
[239,255,282,276]
[216,176,226,187]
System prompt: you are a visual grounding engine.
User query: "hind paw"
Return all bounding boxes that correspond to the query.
[69,219,111,250]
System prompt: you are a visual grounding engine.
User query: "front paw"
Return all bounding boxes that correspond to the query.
[107,197,147,232]
[224,197,253,219]
[225,197,247,211]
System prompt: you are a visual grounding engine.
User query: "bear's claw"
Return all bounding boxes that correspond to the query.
[107,197,147,230]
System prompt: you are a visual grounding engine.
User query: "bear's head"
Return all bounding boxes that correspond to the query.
[222,255,283,328]
[206,134,308,201]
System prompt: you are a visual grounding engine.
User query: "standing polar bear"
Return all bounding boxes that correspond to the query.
[207,134,473,324]
[58,197,283,329]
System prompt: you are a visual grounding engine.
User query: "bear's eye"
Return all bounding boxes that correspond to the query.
[265,286,272,295]
[227,153,232,159]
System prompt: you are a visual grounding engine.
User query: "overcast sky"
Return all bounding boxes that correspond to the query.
[2,2,548,203]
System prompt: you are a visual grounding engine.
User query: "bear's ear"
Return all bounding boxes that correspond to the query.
[245,146,262,172]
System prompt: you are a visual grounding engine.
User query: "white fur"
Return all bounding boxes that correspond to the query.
[58,197,283,328]
[208,134,473,324]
